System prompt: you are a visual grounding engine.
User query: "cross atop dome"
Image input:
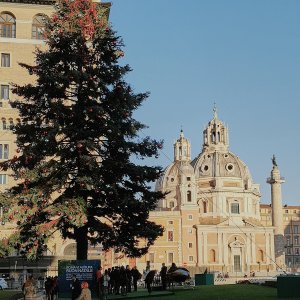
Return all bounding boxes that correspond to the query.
[213,102,218,119]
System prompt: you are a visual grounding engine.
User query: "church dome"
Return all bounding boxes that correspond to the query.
[155,160,194,191]
[192,151,253,181]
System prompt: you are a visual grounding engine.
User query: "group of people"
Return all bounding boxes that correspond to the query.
[45,276,59,300]
[96,265,142,297]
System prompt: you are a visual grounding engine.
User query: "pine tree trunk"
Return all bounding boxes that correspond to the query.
[75,226,88,260]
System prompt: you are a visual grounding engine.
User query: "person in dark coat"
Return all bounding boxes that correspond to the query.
[131,266,142,292]
[145,270,156,294]
[119,266,128,296]
[71,274,81,300]
[125,265,132,293]
[160,263,167,290]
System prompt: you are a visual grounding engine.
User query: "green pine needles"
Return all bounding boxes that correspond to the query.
[0,0,164,260]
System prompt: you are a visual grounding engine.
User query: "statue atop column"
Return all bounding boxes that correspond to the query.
[272,154,278,167]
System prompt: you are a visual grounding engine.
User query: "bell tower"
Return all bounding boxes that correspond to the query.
[174,129,191,162]
[203,106,229,152]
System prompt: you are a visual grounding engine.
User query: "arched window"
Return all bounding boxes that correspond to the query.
[2,118,6,130]
[169,201,175,209]
[32,14,47,40]
[63,243,77,256]
[9,118,14,130]
[0,12,16,38]
[203,201,207,213]
[187,191,192,202]
[209,249,216,263]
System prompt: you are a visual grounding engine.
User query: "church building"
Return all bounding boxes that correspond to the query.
[147,109,277,275]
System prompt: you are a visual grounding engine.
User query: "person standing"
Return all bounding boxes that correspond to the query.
[160,263,167,290]
[131,266,142,292]
[75,282,91,300]
[125,265,132,293]
[71,274,81,300]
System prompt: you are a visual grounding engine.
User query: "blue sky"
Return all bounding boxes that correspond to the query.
[109,0,300,206]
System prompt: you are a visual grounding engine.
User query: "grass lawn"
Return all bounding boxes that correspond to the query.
[105,285,282,300]
[0,290,23,300]
[58,284,297,300]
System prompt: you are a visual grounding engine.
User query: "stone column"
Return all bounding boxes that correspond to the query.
[267,160,285,269]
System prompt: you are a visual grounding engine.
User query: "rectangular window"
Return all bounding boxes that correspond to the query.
[234,255,241,272]
[295,248,299,255]
[149,253,155,263]
[0,174,6,184]
[168,231,174,242]
[1,53,10,67]
[287,248,291,255]
[0,144,9,159]
[188,256,193,262]
[285,226,290,234]
[168,252,174,264]
[188,242,193,248]
[286,237,290,246]
[168,220,173,225]
[295,236,299,245]
[231,203,240,214]
[293,225,299,234]
[0,85,9,100]
[188,215,193,220]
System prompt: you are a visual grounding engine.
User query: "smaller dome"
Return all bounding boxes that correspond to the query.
[155,161,194,191]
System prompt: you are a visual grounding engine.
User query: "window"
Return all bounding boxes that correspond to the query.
[231,202,240,214]
[0,13,16,38]
[187,191,192,202]
[168,220,173,225]
[209,249,216,263]
[287,248,291,255]
[0,174,6,184]
[168,231,174,242]
[285,210,289,214]
[188,242,193,248]
[149,253,154,263]
[2,119,7,130]
[0,85,9,100]
[188,215,193,220]
[286,236,291,246]
[32,14,47,40]
[188,256,193,262]
[168,252,174,264]
[9,118,14,130]
[295,248,299,255]
[293,225,299,234]
[169,201,174,209]
[187,177,191,181]
[1,53,10,67]
[285,226,290,234]
[203,201,207,213]
[295,236,299,245]
[0,144,9,159]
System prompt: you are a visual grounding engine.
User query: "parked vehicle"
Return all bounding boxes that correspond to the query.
[0,278,8,289]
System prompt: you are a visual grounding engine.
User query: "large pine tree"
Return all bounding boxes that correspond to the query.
[0,0,164,260]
